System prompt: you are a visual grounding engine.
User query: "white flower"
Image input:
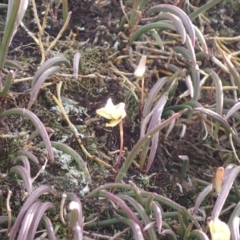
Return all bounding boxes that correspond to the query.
[209,218,230,240]
[96,98,126,127]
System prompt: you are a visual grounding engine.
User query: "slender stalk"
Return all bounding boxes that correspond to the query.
[114,119,124,177]
[60,194,67,225]
[140,76,145,117]
[6,190,12,235]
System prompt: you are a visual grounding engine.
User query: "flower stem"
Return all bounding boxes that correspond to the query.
[114,119,124,180]
[140,76,145,117]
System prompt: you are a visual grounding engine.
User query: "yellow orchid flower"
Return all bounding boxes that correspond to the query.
[96,98,126,127]
[209,218,230,240]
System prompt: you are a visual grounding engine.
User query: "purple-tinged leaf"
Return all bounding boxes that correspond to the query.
[129,181,144,205]
[143,222,156,232]
[28,202,55,240]
[116,113,180,182]
[174,46,190,60]
[174,43,199,100]
[145,132,159,173]
[38,141,91,183]
[130,21,177,45]
[99,190,144,230]
[210,55,229,73]
[17,149,39,164]
[141,112,153,139]
[138,189,185,213]
[204,69,223,116]
[185,36,199,101]
[86,183,132,199]
[29,126,55,140]
[10,166,32,193]
[145,94,168,173]
[148,4,195,46]
[142,76,169,118]
[165,111,176,138]
[9,185,53,240]
[151,201,163,234]
[129,190,202,230]
[212,165,240,220]
[31,56,70,88]
[143,72,181,121]
[42,215,56,240]
[118,194,157,240]
[228,202,240,240]
[225,102,240,120]
[73,53,81,79]
[17,201,42,240]
[28,65,61,109]
[195,107,240,144]
[0,108,54,161]
[161,229,177,240]
[116,215,144,240]
[185,75,193,98]
[73,224,83,240]
[194,26,208,54]
[157,12,186,44]
[193,165,234,215]
[222,53,240,94]
[15,155,30,174]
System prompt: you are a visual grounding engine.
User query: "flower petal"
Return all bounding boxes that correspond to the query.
[214,167,224,194]
[134,55,147,78]
[104,98,116,115]
[106,119,121,127]
[96,98,126,124]
[96,108,112,119]
[209,219,230,240]
[111,103,126,119]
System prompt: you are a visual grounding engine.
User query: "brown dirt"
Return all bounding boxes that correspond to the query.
[0,0,240,239]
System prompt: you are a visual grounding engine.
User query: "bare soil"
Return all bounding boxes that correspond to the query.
[0,0,240,239]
